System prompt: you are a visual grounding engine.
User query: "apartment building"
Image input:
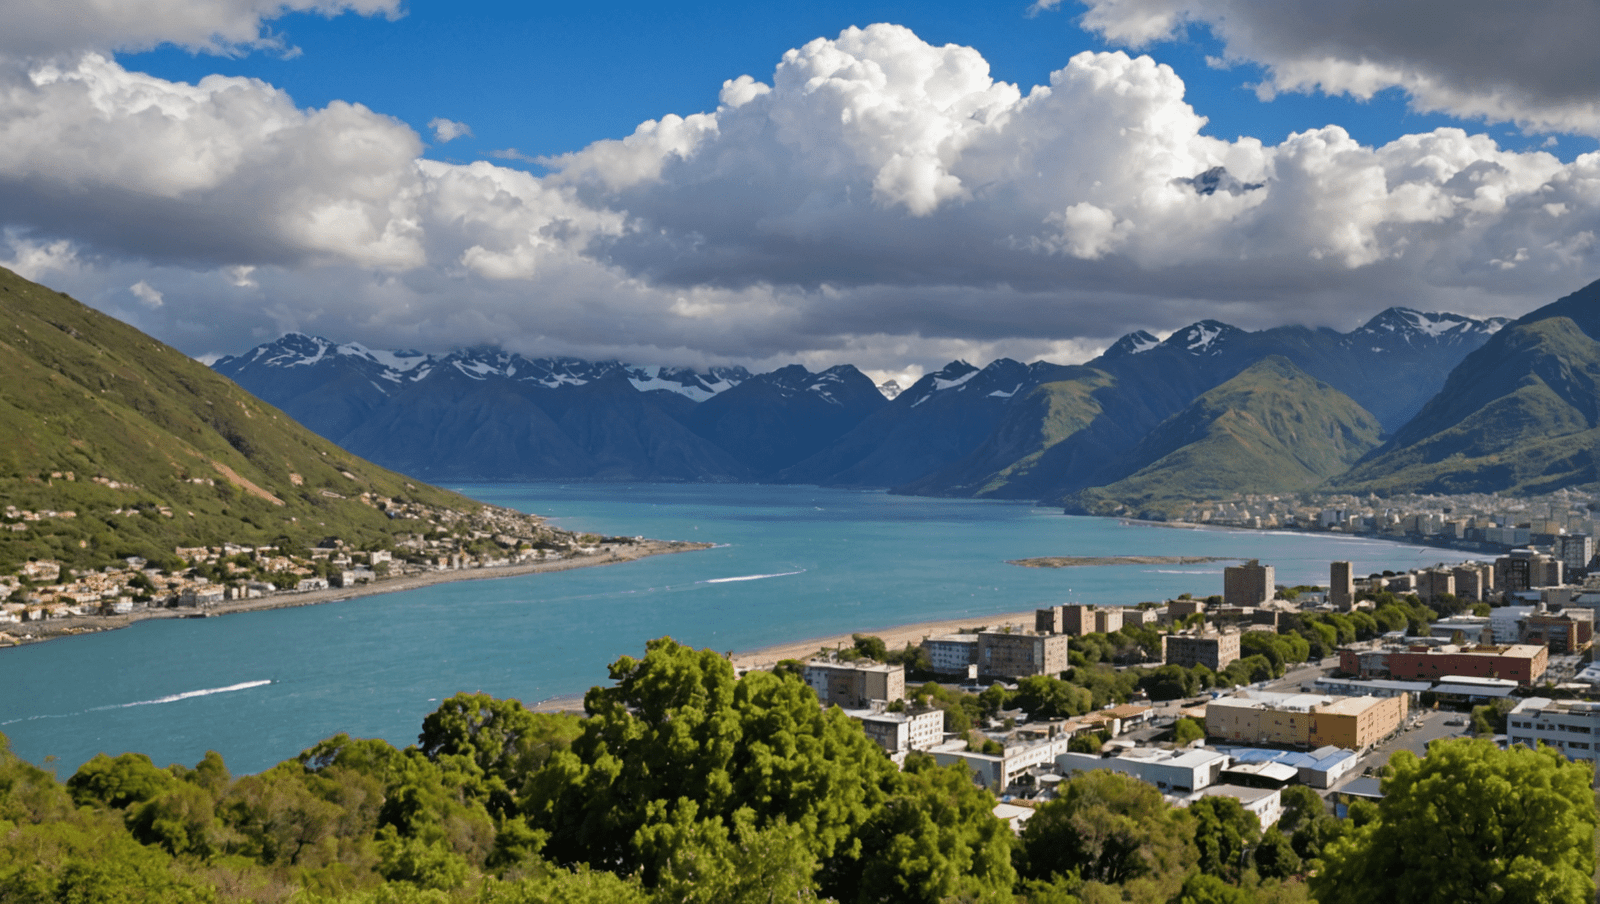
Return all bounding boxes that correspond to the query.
[1507,698,1600,761]
[804,661,905,709]
[977,631,1069,679]
[1163,632,1242,671]
[1205,690,1408,751]
[1224,560,1274,607]
[1330,561,1354,611]
[921,634,979,677]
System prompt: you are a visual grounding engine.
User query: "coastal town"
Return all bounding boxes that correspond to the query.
[776,545,1600,835]
[0,491,701,645]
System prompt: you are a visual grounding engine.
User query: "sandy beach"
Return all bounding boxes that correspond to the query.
[727,609,1038,673]
[3,539,712,647]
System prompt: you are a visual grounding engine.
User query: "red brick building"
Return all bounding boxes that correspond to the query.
[1339,643,1548,686]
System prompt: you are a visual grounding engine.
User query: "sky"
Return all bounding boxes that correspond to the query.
[3,0,1600,386]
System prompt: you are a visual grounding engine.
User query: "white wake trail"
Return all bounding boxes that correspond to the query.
[109,679,273,709]
[699,569,805,584]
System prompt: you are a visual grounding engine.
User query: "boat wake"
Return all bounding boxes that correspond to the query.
[108,680,273,709]
[699,569,805,584]
[1,680,273,726]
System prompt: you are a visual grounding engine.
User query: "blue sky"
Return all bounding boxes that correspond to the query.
[121,2,1580,170]
[4,0,1600,381]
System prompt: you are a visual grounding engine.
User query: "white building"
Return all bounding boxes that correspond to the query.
[1507,698,1600,761]
[921,634,979,677]
[846,708,945,761]
[1055,746,1229,794]
[929,734,1075,791]
[1489,606,1535,644]
[1176,784,1284,829]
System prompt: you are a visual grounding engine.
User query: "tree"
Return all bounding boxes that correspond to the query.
[1251,828,1301,880]
[1173,718,1205,747]
[1018,770,1194,886]
[1189,796,1259,882]
[1312,739,1596,904]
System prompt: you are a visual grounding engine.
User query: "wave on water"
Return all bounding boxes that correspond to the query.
[108,680,273,710]
[1,680,273,727]
[1148,569,1223,575]
[699,570,805,585]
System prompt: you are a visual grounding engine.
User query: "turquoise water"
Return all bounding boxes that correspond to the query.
[0,484,1479,775]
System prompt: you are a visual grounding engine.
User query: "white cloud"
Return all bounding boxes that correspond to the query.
[0,0,402,58]
[1074,0,1600,136]
[3,23,1600,379]
[129,280,164,308]
[428,118,471,143]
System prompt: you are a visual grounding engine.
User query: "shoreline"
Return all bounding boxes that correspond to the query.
[727,609,1039,674]
[1,539,712,648]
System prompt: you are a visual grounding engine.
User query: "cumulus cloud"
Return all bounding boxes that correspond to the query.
[1075,0,1600,136]
[128,280,164,308]
[0,0,402,58]
[3,23,1600,378]
[428,118,471,143]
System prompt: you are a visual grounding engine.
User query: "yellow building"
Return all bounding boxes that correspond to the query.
[1204,691,1408,751]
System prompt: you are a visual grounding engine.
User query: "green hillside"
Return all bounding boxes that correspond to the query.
[1337,316,1600,495]
[1064,356,1384,517]
[0,266,530,574]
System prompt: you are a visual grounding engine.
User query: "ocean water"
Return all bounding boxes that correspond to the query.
[0,483,1481,776]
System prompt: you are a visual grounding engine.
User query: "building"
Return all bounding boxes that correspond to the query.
[1339,643,1548,686]
[804,661,905,709]
[929,734,1075,791]
[1507,698,1600,762]
[1329,561,1354,611]
[1055,746,1228,793]
[1416,569,1455,603]
[1224,560,1274,607]
[977,631,1068,679]
[1204,690,1408,751]
[1093,607,1124,634]
[1452,564,1492,601]
[1519,608,1594,654]
[1167,598,1205,621]
[1556,534,1594,576]
[1215,745,1360,789]
[1497,550,1563,592]
[1163,632,1241,671]
[847,707,946,761]
[1428,616,1492,645]
[1489,606,1535,644]
[1181,785,1283,829]
[921,634,979,678]
[1035,607,1064,634]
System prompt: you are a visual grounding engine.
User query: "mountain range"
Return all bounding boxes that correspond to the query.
[209,297,1556,513]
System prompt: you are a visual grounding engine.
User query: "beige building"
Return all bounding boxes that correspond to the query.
[1163,632,1242,671]
[1205,690,1408,751]
[804,661,905,709]
[1224,560,1274,607]
[977,631,1069,679]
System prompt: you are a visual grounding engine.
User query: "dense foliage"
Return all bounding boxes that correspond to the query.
[0,639,1592,904]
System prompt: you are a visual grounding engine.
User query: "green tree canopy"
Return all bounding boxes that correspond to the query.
[1018,770,1194,886]
[1312,739,1596,904]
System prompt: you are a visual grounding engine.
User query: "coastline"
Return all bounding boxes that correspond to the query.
[1,539,712,648]
[727,609,1038,674]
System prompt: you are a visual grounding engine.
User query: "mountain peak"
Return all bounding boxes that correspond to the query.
[1165,320,1242,356]
[1103,329,1161,359]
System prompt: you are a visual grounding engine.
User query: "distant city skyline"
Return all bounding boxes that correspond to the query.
[3,0,1599,388]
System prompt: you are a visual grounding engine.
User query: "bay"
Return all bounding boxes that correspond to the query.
[0,483,1481,776]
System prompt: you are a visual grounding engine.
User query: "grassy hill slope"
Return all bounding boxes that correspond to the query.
[0,266,516,574]
[1064,357,1384,517]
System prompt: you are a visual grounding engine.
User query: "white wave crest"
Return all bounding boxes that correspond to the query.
[699,570,805,584]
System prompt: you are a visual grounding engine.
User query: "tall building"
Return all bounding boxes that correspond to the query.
[1556,534,1594,576]
[1417,569,1456,603]
[1224,560,1274,607]
[1330,561,1354,611]
[977,632,1069,679]
[1035,606,1064,634]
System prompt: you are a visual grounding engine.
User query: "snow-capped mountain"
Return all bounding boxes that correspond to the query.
[215,333,749,403]
[1347,307,1508,349]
